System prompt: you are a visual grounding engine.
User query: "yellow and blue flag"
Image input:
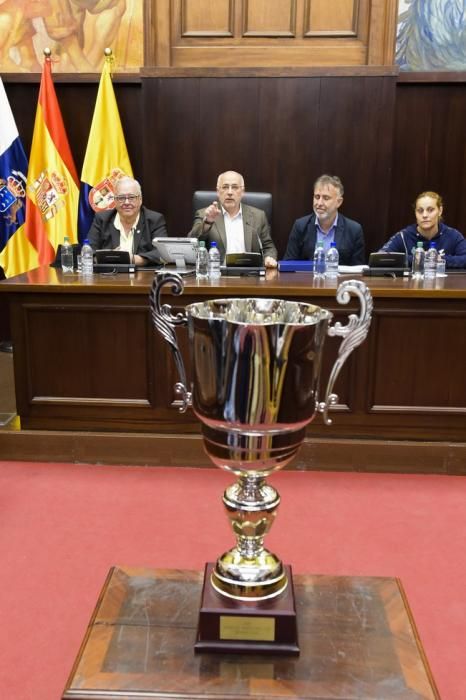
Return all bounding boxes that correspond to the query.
[24,54,80,267]
[0,78,31,277]
[78,54,133,240]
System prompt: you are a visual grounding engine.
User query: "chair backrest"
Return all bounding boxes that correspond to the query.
[192,191,272,224]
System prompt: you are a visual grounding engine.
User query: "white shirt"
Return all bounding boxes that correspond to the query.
[114,212,140,259]
[223,205,245,254]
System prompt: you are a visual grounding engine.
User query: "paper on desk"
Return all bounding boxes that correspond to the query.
[338,265,366,274]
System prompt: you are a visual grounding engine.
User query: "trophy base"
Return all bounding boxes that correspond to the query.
[195,563,299,656]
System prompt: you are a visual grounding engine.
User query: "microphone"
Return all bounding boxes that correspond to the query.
[256,232,264,265]
[132,228,140,265]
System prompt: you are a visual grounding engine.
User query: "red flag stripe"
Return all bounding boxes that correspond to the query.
[39,60,79,186]
[24,198,55,265]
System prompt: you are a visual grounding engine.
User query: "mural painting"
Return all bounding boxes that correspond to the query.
[396,0,466,70]
[0,0,143,72]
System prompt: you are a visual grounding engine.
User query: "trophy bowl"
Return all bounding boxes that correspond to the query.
[150,273,372,652]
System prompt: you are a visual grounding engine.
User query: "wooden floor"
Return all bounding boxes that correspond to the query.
[62,566,440,700]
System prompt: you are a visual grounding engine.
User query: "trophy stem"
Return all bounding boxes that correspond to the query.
[211,474,288,601]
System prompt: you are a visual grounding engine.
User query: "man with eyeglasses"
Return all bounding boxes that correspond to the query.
[189,170,278,268]
[88,176,167,265]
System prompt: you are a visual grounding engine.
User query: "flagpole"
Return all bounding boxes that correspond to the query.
[104,47,113,72]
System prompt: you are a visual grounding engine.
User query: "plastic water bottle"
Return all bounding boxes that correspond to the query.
[81,239,94,277]
[61,236,74,273]
[411,241,425,279]
[424,242,437,280]
[208,241,221,280]
[313,241,326,279]
[436,251,446,276]
[196,241,209,280]
[325,241,339,279]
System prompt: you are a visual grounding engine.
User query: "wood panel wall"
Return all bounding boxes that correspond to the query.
[388,79,466,239]
[3,74,466,261]
[148,0,398,67]
[141,72,396,257]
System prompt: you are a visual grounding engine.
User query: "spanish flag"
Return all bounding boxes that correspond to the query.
[0,78,31,277]
[78,52,133,241]
[24,53,79,267]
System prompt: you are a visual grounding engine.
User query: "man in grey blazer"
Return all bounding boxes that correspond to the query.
[189,170,278,268]
[284,174,365,266]
[88,176,167,266]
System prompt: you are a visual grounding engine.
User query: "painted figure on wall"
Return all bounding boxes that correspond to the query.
[396,0,466,70]
[0,0,143,71]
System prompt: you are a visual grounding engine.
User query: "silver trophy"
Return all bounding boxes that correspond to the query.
[151,273,372,613]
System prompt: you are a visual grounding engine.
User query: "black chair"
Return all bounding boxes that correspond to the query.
[192,191,272,224]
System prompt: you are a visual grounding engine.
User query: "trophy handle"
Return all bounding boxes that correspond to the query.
[317,279,373,425]
[150,271,192,413]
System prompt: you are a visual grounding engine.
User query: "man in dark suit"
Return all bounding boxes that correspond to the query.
[189,170,278,268]
[284,174,365,265]
[88,176,167,266]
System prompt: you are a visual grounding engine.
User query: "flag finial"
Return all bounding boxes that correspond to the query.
[43,47,52,58]
[104,47,114,73]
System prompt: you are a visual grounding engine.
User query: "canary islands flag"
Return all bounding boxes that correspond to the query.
[78,54,133,241]
[0,78,31,277]
[24,54,79,266]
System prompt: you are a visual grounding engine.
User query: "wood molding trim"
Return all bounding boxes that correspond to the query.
[146,0,171,67]
[396,71,466,83]
[140,66,398,78]
[0,426,464,475]
[367,0,399,65]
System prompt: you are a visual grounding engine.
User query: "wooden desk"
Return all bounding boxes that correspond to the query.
[1,268,465,471]
[62,566,439,699]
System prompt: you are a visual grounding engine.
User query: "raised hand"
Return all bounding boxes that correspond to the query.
[204,201,222,224]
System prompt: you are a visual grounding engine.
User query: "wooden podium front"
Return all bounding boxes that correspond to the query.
[62,567,439,699]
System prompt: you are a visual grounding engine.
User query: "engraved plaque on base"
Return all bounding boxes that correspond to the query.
[195,563,299,655]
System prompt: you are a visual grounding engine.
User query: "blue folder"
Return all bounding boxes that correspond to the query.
[278,260,313,272]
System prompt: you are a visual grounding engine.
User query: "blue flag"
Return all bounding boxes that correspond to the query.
[0,78,33,277]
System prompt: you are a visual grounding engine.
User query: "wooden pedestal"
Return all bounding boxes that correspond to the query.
[62,566,439,699]
[195,563,299,655]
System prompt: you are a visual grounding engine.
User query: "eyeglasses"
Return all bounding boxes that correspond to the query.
[219,184,243,192]
[114,194,140,202]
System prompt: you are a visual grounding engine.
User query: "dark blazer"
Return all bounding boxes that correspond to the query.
[88,206,167,264]
[284,213,366,266]
[189,204,278,261]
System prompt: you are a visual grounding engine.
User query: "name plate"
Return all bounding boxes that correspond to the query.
[220,615,275,642]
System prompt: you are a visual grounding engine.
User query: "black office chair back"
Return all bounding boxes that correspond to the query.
[192,191,272,223]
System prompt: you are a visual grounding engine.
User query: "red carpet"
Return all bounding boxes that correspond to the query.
[0,460,465,699]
